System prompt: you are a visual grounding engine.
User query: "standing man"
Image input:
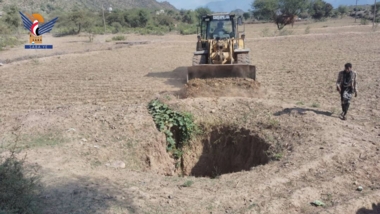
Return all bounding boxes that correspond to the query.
[336,63,358,120]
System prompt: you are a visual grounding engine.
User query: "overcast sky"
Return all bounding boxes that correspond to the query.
[158,0,376,10]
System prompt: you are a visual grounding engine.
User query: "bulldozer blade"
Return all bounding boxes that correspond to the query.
[187,64,256,82]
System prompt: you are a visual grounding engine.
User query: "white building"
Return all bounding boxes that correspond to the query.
[156,9,165,15]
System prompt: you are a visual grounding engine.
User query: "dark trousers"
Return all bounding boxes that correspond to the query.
[340,86,352,116]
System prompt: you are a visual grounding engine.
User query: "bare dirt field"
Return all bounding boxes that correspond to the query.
[1,17,380,214]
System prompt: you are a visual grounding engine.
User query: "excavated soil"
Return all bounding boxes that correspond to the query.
[182,77,261,98]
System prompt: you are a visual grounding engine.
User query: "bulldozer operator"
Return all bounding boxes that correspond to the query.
[213,21,229,35]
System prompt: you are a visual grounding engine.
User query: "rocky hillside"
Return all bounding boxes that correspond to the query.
[0,0,177,12]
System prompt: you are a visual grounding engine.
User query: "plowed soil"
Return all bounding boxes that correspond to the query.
[1,18,380,214]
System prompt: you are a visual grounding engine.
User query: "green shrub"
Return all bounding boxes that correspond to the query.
[182,180,194,187]
[88,26,106,35]
[0,35,23,51]
[0,152,41,213]
[133,26,167,35]
[111,22,123,34]
[148,100,199,160]
[311,102,320,108]
[296,101,305,106]
[52,28,77,37]
[178,23,197,35]
[360,18,368,25]
[112,35,126,41]
[305,26,310,34]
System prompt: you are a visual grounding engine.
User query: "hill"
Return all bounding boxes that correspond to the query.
[0,0,177,12]
[231,9,245,16]
[205,0,250,13]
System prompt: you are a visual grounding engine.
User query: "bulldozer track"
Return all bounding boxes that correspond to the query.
[192,54,207,65]
[236,53,250,65]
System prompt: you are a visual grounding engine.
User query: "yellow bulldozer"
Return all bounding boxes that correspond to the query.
[187,13,256,82]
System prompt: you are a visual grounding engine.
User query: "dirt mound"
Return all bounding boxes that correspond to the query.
[181,78,261,98]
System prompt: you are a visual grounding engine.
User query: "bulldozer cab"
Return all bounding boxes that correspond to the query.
[199,14,236,40]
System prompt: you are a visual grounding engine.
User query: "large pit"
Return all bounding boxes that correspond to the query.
[182,126,271,178]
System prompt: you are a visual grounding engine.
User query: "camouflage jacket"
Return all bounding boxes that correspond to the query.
[336,70,358,93]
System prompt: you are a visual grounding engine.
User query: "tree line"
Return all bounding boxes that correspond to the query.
[251,0,379,21]
[0,5,214,37]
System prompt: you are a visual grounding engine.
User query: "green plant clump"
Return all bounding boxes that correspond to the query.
[0,152,41,213]
[148,100,198,159]
[112,35,126,41]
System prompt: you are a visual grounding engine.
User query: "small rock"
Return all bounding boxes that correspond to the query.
[357,186,363,191]
[214,83,219,87]
[67,128,76,132]
[81,138,87,142]
[0,62,3,66]
[320,147,324,149]
[353,181,358,185]
[168,195,173,199]
[210,110,216,113]
[106,161,126,169]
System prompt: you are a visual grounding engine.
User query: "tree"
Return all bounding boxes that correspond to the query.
[251,0,278,20]
[137,9,150,27]
[111,22,122,33]
[243,12,251,20]
[195,7,212,20]
[106,10,125,26]
[3,5,20,32]
[155,14,174,27]
[278,0,309,15]
[167,10,175,16]
[337,5,348,18]
[331,9,339,18]
[309,0,333,20]
[252,0,309,20]
[181,10,196,24]
[371,2,380,15]
[70,10,94,34]
[124,9,150,28]
[56,9,95,34]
